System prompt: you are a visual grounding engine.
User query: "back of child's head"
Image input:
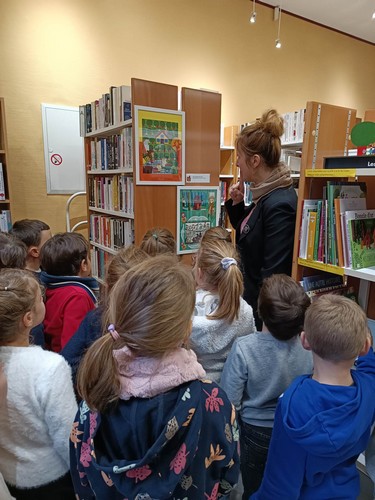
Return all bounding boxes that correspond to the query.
[140,226,176,256]
[77,255,195,411]
[40,232,89,276]
[258,274,311,340]
[0,232,27,269]
[0,268,40,345]
[10,219,50,248]
[201,226,232,245]
[102,245,150,305]
[196,238,243,323]
[304,294,369,361]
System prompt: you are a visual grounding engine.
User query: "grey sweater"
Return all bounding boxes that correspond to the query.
[220,332,313,427]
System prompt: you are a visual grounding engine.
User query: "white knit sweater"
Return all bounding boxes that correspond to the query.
[190,290,256,383]
[0,346,77,488]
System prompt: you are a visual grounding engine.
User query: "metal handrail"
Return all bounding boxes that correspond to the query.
[65,191,87,232]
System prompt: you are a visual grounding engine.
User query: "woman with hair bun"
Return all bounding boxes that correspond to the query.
[225,109,297,329]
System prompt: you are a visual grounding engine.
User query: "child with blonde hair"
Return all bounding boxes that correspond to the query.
[140,226,176,256]
[70,255,239,499]
[191,238,256,382]
[0,269,77,499]
[252,294,375,500]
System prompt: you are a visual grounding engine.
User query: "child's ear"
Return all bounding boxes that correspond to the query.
[80,259,88,274]
[300,331,312,351]
[358,336,372,357]
[29,246,39,258]
[22,311,33,329]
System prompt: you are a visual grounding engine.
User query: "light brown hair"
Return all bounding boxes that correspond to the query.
[140,227,176,256]
[0,232,27,269]
[236,109,284,167]
[77,255,195,412]
[201,226,232,245]
[258,274,311,340]
[0,268,40,345]
[101,245,150,306]
[196,239,243,323]
[40,232,89,276]
[304,294,369,361]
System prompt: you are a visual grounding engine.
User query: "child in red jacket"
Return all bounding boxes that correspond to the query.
[40,232,99,352]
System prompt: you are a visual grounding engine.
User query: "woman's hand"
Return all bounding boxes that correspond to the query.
[229,179,244,206]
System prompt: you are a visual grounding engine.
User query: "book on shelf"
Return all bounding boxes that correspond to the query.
[280,108,305,144]
[88,128,132,171]
[344,210,375,270]
[0,210,11,232]
[299,200,321,260]
[306,210,317,261]
[300,273,356,302]
[219,181,227,204]
[0,163,5,200]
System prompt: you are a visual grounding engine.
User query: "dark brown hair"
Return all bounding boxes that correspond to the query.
[10,219,50,248]
[304,294,369,361]
[40,232,89,276]
[0,232,27,269]
[77,255,195,412]
[140,227,176,256]
[258,274,311,340]
[236,109,284,167]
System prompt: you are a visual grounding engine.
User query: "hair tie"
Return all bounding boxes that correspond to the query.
[221,257,237,270]
[152,233,158,240]
[108,324,120,341]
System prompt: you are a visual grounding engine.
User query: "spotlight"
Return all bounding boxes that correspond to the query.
[275,38,281,48]
[249,11,257,23]
[372,11,375,19]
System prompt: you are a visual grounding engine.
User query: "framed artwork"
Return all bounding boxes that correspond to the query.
[177,186,220,254]
[134,105,185,185]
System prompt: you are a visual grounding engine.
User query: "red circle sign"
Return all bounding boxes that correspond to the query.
[51,153,63,165]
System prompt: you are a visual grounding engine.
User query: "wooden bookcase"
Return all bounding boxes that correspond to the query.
[291,101,375,318]
[83,78,222,280]
[0,98,12,230]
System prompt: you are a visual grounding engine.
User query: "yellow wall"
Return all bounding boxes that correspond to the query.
[0,0,374,232]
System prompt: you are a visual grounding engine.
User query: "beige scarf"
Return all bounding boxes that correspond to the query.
[250,163,293,204]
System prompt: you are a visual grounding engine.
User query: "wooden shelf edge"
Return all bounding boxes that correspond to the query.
[84,119,132,138]
[90,241,118,255]
[88,207,134,219]
[297,258,345,276]
[87,169,133,175]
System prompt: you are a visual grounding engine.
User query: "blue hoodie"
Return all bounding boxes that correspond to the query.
[251,348,375,500]
[70,379,240,499]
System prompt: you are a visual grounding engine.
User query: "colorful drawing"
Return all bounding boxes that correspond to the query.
[134,106,185,185]
[177,186,220,254]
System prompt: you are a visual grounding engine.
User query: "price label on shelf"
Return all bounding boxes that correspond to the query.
[305,169,356,178]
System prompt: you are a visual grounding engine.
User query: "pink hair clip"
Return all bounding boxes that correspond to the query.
[108,324,120,341]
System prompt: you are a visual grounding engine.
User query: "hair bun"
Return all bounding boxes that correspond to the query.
[260,109,284,138]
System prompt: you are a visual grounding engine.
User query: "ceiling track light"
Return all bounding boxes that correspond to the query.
[372,10,375,19]
[275,4,282,48]
[249,0,257,24]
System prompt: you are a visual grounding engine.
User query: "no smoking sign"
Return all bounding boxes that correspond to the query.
[50,153,63,166]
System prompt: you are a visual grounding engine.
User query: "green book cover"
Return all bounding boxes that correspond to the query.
[347,210,375,269]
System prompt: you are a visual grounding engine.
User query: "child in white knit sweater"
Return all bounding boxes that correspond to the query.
[190,229,256,382]
[0,269,77,500]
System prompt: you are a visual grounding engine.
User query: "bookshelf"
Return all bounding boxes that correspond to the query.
[82,78,222,279]
[0,98,12,231]
[291,102,375,317]
[219,125,238,237]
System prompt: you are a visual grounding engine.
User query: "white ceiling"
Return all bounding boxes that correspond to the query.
[260,0,375,44]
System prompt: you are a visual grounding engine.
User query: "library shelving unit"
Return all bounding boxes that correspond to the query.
[83,78,222,280]
[219,125,238,238]
[291,102,375,318]
[0,98,12,230]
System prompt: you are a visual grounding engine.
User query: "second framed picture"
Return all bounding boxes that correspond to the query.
[177,186,220,254]
[134,105,185,185]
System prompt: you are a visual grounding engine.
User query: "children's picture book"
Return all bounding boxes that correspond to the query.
[335,197,367,267]
[299,199,321,259]
[345,210,375,269]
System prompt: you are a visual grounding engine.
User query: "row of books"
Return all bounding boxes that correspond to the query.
[90,247,112,282]
[88,128,132,171]
[299,181,375,269]
[280,109,305,144]
[90,214,134,250]
[300,273,357,302]
[79,85,132,136]
[219,181,228,204]
[0,210,11,232]
[88,175,134,214]
[0,163,6,200]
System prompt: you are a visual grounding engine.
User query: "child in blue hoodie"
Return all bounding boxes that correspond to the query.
[251,294,375,500]
[70,255,239,499]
